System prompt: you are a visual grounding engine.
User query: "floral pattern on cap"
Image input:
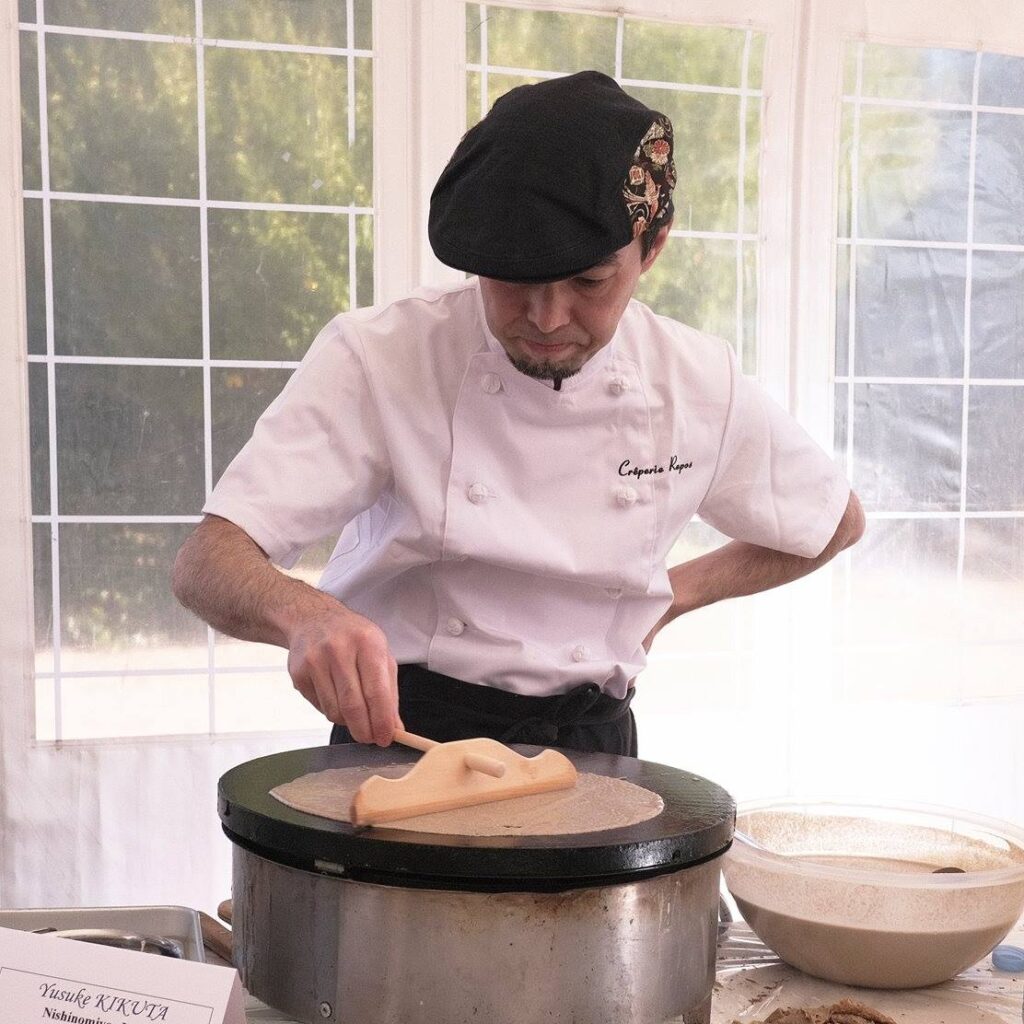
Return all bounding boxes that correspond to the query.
[621,116,677,238]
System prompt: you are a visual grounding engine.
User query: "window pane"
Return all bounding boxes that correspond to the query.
[214,672,323,733]
[23,198,45,354]
[622,22,749,89]
[964,518,1024,582]
[852,383,962,512]
[29,362,49,515]
[743,100,761,234]
[59,523,206,670]
[844,517,960,646]
[973,112,1024,246]
[466,70,543,127]
[855,106,971,242]
[20,0,36,22]
[629,85,741,234]
[966,387,1024,511]
[354,0,372,50]
[834,383,849,477]
[45,0,194,34]
[20,30,40,191]
[970,251,1024,378]
[33,523,53,674]
[978,52,1024,108]
[477,7,616,76]
[747,33,765,90]
[466,4,481,64]
[208,209,349,361]
[837,106,853,237]
[35,679,56,741]
[852,245,966,378]
[205,49,370,206]
[211,367,293,484]
[51,201,202,358]
[61,675,209,740]
[55,364,204,515]
[858,43,974,104]
[356,212,374,309]
[963,519,1024,650]
[635,236,737,343]
[835,243,850,373]
[203,0,348,47]
[741,243,757,375]
[46,35,199,197]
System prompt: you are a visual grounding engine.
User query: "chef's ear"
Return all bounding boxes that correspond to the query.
[640,221,672,273]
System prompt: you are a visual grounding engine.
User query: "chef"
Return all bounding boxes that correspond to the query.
[172,71,864,756]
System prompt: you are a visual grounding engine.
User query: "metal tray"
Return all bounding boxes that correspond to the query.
[0,905,206,963]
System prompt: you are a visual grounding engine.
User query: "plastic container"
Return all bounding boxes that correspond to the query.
[0,906,206,963]
[722,800,1024,989]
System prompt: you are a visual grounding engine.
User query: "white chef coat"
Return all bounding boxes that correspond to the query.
[204,278,850,699]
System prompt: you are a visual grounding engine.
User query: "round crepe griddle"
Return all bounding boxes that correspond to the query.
[270,764,666,836]
[219,744,735,890]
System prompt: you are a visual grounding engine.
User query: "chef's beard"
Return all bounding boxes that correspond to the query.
[506,353,584,384]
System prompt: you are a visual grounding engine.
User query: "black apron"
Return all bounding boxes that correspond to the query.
[329,663,637,756]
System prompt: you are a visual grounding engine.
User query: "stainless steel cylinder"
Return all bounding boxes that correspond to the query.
[232,846,721,1024]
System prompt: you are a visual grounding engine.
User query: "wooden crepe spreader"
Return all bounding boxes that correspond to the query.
[350,729,579,825]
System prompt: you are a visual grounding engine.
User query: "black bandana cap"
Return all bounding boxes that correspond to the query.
[428,70,676,283]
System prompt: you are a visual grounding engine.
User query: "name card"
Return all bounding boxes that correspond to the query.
[0,926,245,1024]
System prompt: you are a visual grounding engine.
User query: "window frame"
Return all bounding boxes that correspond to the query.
[2,0,1023,911]
[795,0,1024,442]
[2,0,802,750]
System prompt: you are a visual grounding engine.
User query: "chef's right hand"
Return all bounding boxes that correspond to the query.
[285,604,402,746]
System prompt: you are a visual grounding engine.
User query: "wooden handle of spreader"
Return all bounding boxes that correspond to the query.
[393,729,438,752]
[394,729,506,778]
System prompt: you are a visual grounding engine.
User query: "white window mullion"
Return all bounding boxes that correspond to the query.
[193,0,217,736]
[412,1,466,289]
[845,42,864,485]
[956,52,981,585]
[32,515,203,524]
[372,0,418,301]
[346,0,356,147]
[36,0,63,741]
[17,21,372,60]
[479,5,489,123]
[613,12,623,80]
[23,191,373,215]
[348,210,358,308]
[736,29,752,373]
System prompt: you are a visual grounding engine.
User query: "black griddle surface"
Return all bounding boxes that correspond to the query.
[219,745,734,887]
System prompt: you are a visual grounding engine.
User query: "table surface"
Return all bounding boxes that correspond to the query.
[205,916,1024,1023]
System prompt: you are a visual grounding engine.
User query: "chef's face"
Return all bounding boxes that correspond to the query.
[479,227,669,383]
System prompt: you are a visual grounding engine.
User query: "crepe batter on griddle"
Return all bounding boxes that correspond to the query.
[271,765,664,836]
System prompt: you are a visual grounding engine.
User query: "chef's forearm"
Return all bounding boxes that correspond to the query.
[658,492,865,627]
[172,514,336,647]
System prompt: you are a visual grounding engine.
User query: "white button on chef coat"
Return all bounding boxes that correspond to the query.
[445,617,466,637]
[481,373,503,394]
[205,278,851,700]
[571,645,589,663]
[615,486,639,508]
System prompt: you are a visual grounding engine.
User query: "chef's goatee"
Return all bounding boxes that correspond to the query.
[428,70,676,283]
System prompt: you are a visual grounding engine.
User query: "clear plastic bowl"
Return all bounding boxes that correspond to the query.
[722,800,1024,989]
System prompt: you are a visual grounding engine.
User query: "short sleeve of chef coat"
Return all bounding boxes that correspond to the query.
[696,345,851,559]
[202,320,391,569]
